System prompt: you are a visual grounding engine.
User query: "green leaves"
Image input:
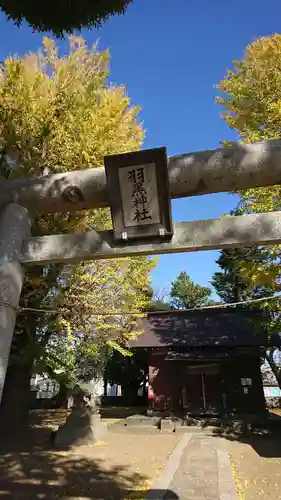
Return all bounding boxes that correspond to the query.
[211,247,275,303]
[2,36,154,388]
[105,348,148,397]
[216,34,281,364]
[217,34,281,143]
[170,271,212,309]
[0,0,133,37]
[217,35,281,294]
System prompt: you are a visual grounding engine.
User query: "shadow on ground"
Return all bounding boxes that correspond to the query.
[0,440,178,499]
[0,411,179,499]
[211,424,281,458]
[215,431,281,458]
[181,411,281,459]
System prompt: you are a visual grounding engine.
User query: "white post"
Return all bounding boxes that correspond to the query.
[0,203,30,402]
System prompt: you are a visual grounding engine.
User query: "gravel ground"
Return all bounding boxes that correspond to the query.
[0,410,180,500]
[227,434,281,500]
[3,410,281,500]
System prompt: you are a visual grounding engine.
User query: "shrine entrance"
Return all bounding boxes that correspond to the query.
[183,363,223,415]
[0,139,280,406]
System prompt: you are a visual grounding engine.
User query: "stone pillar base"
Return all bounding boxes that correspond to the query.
[54,408,107,447]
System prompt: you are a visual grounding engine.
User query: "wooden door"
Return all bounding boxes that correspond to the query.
[183,363,222,414]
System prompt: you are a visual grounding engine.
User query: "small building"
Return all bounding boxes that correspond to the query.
[262,361,281,407]
[129,307,267,416]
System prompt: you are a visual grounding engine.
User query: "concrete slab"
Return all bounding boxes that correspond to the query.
[145,434,191,500]
[125,414,160,427]
[146,433,238,500]
[217,440,239,500]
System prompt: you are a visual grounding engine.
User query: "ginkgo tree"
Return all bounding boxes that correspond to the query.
[217,35,281,291]
[0,36,154,434]
[217,34,281,384]
[34,256,154,406]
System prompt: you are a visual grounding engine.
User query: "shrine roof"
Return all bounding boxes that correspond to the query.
[129,307,268,348]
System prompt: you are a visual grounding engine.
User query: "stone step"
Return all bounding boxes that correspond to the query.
[109,425,162,434]
[122,414,160,427]
[108,413,278,436]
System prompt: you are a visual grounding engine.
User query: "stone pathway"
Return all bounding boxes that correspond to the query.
[146,433,238,500]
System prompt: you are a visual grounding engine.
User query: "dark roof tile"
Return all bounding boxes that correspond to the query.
[129,308,267,348]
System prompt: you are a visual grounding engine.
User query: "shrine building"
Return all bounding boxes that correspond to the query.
[129,307,267,416]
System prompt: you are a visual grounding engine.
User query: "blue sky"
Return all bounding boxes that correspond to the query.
[0,0,279,298]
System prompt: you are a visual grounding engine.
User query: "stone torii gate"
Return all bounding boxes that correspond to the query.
[1,138,281,403]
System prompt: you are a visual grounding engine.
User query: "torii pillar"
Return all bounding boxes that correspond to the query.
[0,203,30,401]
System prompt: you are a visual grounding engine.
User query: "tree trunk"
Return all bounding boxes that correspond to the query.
[265,350,281,388]
[0,319,35,439]
[0,362,32,438]
[55,381,69,408]
[103,378,107,397]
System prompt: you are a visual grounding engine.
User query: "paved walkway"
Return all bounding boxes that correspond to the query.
[146,433,238,500]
